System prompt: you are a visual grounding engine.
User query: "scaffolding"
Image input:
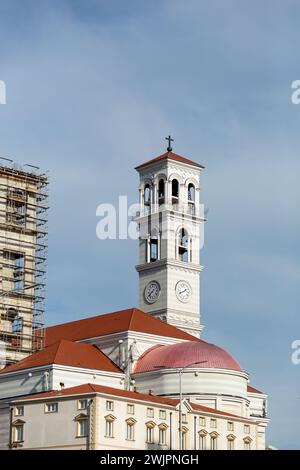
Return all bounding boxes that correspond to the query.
[0,159,49,367]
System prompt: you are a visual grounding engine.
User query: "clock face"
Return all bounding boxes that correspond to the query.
[145,281,161,304]
[176,281,192,303]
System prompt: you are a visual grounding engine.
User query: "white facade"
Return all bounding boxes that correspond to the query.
[5,388,263,450]
[0,364,124,400]
[0,147,270,450]
[133,368,250,416]
[135,156,205,337]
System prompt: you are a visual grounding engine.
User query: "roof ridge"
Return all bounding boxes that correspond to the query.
[127,307,137,331]
[135,151,205,170]
[52,339,68,364]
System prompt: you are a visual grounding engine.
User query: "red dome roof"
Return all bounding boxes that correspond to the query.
[134,341,242,373]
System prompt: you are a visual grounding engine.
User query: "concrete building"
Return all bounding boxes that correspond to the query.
[0,144,270,450]
[135,150,204,337]
[0,161,48,366]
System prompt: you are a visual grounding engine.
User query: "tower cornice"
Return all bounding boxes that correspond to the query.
[136,259,203,274]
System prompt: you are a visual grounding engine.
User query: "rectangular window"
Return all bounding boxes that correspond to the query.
[106,400,114,411]
[182,413,187,423]
[210,419,217,428]
[6,194,26,226]
[159,428,166,445]
[181,432,187,450]
[150,239,158,262]
[126,423,135,441]
[105,420,114,438]
[12,316,23,334]
[13,254,25,291]
[15,406,24,416]
[159,410,166,420]
[244,441,251,450]
[127,404,134,414]
[45,402,58,413]
[147,407,154,418]
[228,439,234,450]
[78,399,88,410]
[14,425,24,443]
[146,426,154,444]
[199,416,206,426]
[227,421,234,431]
[244,424,250,434]
[77,419,88,437]
[210,436,217,450]
[199,435,206,450]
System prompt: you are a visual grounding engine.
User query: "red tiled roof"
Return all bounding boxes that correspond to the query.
[135,151,205,170]
[0,340,122,374]
[13,383,179,407]
[43,308,198,347]
[247,385,263,394]
[12,383,241,418]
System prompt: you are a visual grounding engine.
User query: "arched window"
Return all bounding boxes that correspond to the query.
[178,228,190,262]
[4,308,18,322]
[158,179,165,205]
[188,183,195,202]
[172,179,179,205]
[147,231,160,262]
[188,183,195,214]
[144,184,151,206]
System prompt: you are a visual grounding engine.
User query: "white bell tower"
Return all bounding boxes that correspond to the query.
[135,138,205,337]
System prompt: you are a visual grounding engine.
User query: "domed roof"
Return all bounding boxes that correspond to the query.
[134,340,243,373]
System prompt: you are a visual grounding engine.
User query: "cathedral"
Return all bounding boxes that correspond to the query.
[0,143,269,450]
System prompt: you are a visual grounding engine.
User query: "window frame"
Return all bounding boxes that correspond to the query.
[104,415,115,438]
[210,432,218,450]
[15,406,24,417]
[198,430,207,450]
[227,421,234,432]
[147,407,154,418]
[146,422,155,444]
[45,402,58,414]
[199,416,206,426]
[13,424,24,443]
[126,421,136,441]
[78,399,88,410]
[76,418,89,438]
[159,427,167,446]
[127,404,135,415]
[210,418,217,429]
[244,424,250,434]
[106,400,114,412]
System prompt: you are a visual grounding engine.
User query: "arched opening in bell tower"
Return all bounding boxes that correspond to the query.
[177,228,190,262]
[171,179,179,205]
[158,179,165,205]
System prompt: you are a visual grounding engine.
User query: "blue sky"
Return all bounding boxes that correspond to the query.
[0,0,299,449]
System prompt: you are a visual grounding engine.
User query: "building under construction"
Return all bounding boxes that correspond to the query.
[0,159,48,368]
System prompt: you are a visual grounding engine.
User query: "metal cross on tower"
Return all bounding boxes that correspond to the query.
[165,135,174,152]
